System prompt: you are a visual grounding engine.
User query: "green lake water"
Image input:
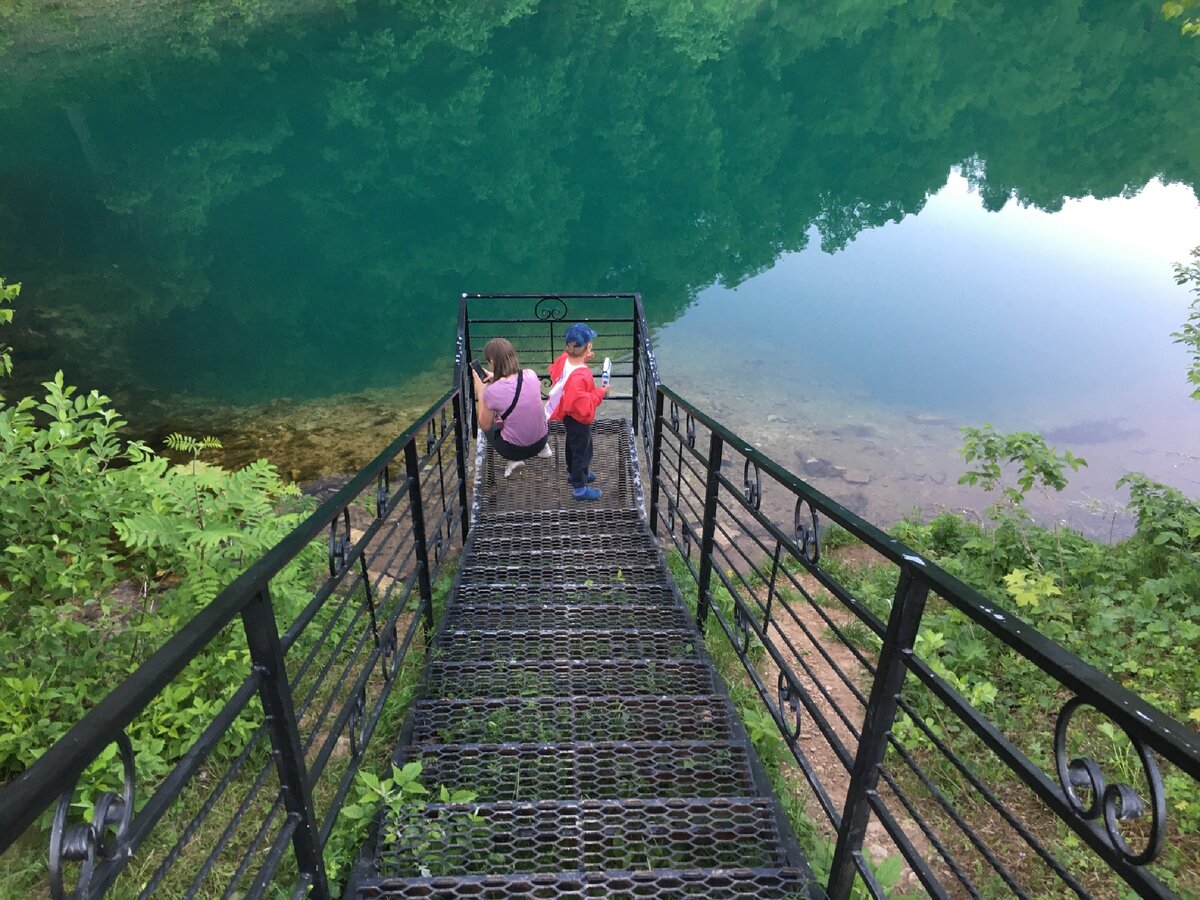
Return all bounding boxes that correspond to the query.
[2,0,1199,531]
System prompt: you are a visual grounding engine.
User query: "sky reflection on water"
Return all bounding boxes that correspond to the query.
[654,173,1200,531]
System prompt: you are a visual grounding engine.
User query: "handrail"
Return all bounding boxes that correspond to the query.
[655,385,1200,773]
[636,307,1200,898]
[3,291,1196,900]
[0,383,468,899]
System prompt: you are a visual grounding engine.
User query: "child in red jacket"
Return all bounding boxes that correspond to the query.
[546,323,610,500]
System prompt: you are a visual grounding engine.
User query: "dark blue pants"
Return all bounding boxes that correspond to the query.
[563,416,593,489]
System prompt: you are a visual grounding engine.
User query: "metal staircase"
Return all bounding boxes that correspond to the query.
[350,420,818,898]
[9,294,1196,900]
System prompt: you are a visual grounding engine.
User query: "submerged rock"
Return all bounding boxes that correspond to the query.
[1043,419,1143,445]
[907,412,954,427]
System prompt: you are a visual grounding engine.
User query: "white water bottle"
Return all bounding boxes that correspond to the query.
[601,357,612,388]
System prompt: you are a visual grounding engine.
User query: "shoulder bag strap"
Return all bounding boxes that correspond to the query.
[498,369,523,428]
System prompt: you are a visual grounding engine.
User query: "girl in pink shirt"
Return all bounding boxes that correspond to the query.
[471,338,552,477]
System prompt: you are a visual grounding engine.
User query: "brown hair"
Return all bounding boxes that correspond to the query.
[483,337,522,379]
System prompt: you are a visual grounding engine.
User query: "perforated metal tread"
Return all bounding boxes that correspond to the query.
[474,420,637,517]
[423,659,717,699]
[434,629,699,662]
[361,867,816,898]
[375,798,793,877]
[411,696,736,744]
[349,419,815,898]
[442,603,691,632]
[399,741,757,802]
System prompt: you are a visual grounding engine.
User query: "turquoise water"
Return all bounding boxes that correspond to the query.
[2,1,1199,526]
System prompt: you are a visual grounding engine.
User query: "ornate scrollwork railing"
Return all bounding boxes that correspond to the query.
[0,384,470,899]
[635,317,1200,898]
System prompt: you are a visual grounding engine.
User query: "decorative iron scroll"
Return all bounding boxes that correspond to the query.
[743,459,762,511]
[440,407,449,437]
[685,413,696,449]
[347,688,368,758]
[793,498,820,566]
[1054,697,1166,866]
[432,523,444,566]
[49,732,136,900]
[380,624,398,681]
[666,500,676,532]
[733,601,752,655]
[329,507,352,577]
[376,466,390,519]
[777,671,802,739]
[426,419,437,455]
[534,296,568,320]
[669,400,680,434]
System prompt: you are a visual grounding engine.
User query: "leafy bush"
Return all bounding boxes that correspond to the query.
[0,284,320,793]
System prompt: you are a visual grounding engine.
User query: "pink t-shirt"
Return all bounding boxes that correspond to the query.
[483,369,548,447]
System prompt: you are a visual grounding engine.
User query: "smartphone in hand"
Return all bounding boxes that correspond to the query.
[470,360,489,383]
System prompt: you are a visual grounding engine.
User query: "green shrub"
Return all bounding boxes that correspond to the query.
[0,284,320,798]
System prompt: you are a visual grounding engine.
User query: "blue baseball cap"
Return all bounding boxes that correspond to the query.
[564,322,597,347]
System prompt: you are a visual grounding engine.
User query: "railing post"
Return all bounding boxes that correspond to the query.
[632,306,641,434]
[405,440,435,631]
[240,585,331,900]
[452,392,470,542]
[695,430,724,629]
[649,390,665,534]
[827,568,930,900]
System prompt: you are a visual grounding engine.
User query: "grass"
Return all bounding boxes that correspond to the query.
[0,556,457,899]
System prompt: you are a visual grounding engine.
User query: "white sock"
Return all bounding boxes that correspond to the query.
[537,444,553,458]
[503,459,525,478]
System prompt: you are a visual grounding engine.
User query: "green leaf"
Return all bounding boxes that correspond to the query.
[874,854,904,889]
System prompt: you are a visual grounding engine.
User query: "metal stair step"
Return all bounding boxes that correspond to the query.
[458,564,665,589]
[423,659,715,699]
[462,545,660,571]
[470,508,646,540]
[452,583,677,605]
[442,602,691,631]
[368,797,794,880]
[397,741,757,802]
[356,866,817,898]
[411,696,737,745]
[433,629,699,663]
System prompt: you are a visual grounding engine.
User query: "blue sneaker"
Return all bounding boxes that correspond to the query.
[567,471,597,484]
[573,485,602,501]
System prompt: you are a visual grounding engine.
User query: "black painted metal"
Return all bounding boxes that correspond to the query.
[695,430,724,629]
[3,292,1199,900]
[0,385,467,898]
[641,354,1200,896]
[240,585,332,900]
[351,406,818,898]
[826,569,930,900]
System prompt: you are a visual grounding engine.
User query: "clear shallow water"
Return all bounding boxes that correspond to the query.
[2,1,1199,528]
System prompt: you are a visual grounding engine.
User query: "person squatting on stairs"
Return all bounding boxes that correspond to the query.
[546,322,610,500]
[472,337,553,478]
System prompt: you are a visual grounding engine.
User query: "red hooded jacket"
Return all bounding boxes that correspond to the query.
[547,352,605,424]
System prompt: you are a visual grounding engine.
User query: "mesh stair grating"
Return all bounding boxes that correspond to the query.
[349,419,819,898]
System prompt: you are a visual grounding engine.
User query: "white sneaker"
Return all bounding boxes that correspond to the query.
[503,460,525,478]
[537,444,553,459]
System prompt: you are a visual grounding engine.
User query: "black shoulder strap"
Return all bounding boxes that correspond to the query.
[499,369,523,424]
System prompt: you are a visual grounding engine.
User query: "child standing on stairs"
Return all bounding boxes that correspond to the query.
[546,323,610,501]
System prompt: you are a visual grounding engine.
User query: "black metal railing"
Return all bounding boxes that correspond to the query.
[458,292,643,437]
[631,329,1200,897]
[4,291,1199,899]
[0,388,469,899]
